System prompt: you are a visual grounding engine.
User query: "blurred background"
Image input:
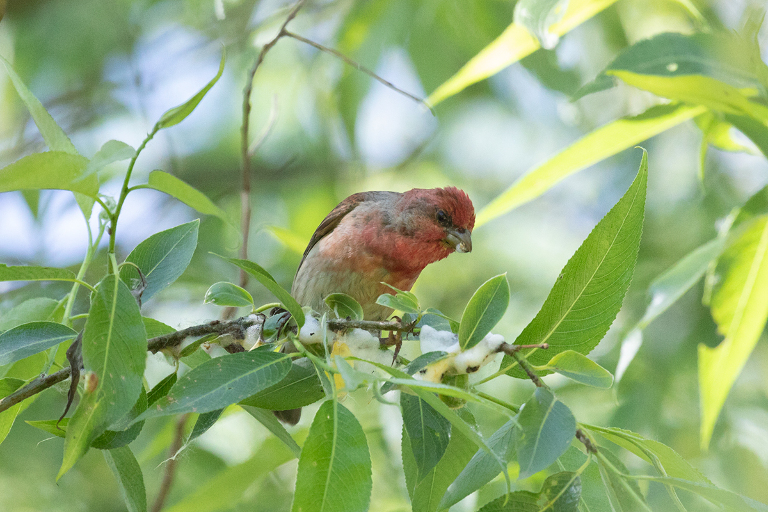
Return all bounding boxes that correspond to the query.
[1,0,767,510]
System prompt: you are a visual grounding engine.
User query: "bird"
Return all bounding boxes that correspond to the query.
[273,187,475,425]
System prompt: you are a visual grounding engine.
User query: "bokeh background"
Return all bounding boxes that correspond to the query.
[1,0,767,510]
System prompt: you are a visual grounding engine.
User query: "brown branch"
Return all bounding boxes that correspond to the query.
[283,30,433,113]
[0,316,264,414]
[238,0,306,291]
[326,317,416,333]
[576,428,598,454]
[508,350,548,389]
[151,413,189,512]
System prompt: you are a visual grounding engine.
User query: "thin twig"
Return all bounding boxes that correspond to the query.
[151,413,189,512]
[496,342,549,356]
[283,30,433,114]
[326,317,415,333]
[248,95,279,157]
[576,428,598,454]
[238,0,306,291]
[509,351,548,389]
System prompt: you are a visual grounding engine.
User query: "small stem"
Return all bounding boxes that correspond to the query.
[510,351,548,389]
[326,318,414,333]
[475,391,519,413]
[576,428,598,454]
[151,413,189,512]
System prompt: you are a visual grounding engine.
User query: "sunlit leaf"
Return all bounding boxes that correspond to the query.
[144,171,230,225]
[292,401,372,512]
[137,351,291,421]
[156,51,225,129]
[83,140,135,180]
[477,104,699,226]
[700,213,768,448]
[217,256,305,327]
[0,152,96,196]
[59,276,147,479]
[427,0,619,106]
[0,322,77,366]
[104,446,147,512]
[458,274,509,350]
[120,220,199,304]
[502,151,647,378]
[204,282,253,308]
[516,388,576,479]
[541,350,614,388]
[513,0,568,50]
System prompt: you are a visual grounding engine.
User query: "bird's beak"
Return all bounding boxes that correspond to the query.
[445,228,472,253]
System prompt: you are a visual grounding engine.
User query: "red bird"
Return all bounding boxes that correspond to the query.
[274,187,474,425]
[291,186,475,320]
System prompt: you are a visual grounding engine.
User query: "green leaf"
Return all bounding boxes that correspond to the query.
[0,322,77,365]
[439,416,518,510]
[513,0,568,50]
[401,393,451,481]
[147,372,177,406]
[0,297,60,332]
[699,213,768,448]
[59,275,147,479]
[187,409,224,444]
[137,351,291,421]
[0,378,25,445]
[725,113,768,159]
[376,288,420,314]
[636,476,768,512]
[239,358,324,411]
[516,388,576,479]
[427,0,619,106]
[639,237,726,329]
[402,409,479,512]
[142,317,176,339]
[164,437,295,512]
[380,351,449,394]
[84,140,135,179]
[292,400,372,512]
[503,150,647,378]
[325,293,364,320]
[0,264,77,284]
[120,219,199,303]
[0,152,96,196]
[104,446,147,512]
[597,449,651,511]
[477,104,699,227]
[204,282,254,308]
[144,171,231,225]
[540,350,614,388]
[539,472,581,512]
[241,406,302,458]
[476,492,539,512]
[217,256,305,327]
[0,54,78,154]
[157,51,225,129]
[458,274,510,349]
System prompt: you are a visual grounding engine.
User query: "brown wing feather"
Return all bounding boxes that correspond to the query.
[296,191,372,272]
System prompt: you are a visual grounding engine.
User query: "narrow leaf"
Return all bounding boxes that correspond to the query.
[217,256,305,327]
[145,171,231,225]
[0,152,96,197]
[157,51,225,129]
[241,406,302,458]
[204,282,254,307]
[120,219,199,303]
[637,476,768,512]
[292,401,372,512]
[458,274,510,349]
[700,214,768,448]
[503,150,647,378]
[239,358,324,411]
[516,388,576,479]
[104,446,147,512]
[137,351,291,421]
[542,350,614,388]
[597,449,651,511]
[477,104,699,226]
[0,322,77,365]
[59,276,147,479]
[401,393,451,480]
[0,264,77,283]
[325,293,364,320]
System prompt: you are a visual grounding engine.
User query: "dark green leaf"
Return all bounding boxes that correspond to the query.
[137,351,291,420]
[539,472,581,512]
[325,293,364,320]
[540,350,614,388]
[217,256,305,327]
[597,449,651,511]
[458,274,510,349]
[239,358,324,411]
[292,401,372,512]
[204,282,254,307]
[188,409,224,443]
[440,416,518,510]
[504,150,647,378]
[401,393,451,480]
[92,387,148,450]
[516,388,576,479]
[157,51,225,129]
[121,220,199,303]
[59,276,147,479]
[147,372,177,406]
[476,492,539,512]
[145,171,231,225]
[0,322,77,365]
[104,446,147,512]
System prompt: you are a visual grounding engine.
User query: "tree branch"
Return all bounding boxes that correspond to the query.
[151,413,189,512]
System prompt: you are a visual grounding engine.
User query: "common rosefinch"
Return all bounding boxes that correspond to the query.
[275,186,475,424]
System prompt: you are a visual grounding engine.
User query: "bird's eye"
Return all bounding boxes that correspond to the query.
[436,209,449,225]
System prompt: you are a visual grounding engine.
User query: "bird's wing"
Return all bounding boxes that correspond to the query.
[296,191,372,272]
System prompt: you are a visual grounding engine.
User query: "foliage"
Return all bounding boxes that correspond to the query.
[1,1,768,511]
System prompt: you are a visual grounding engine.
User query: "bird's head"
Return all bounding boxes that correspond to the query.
[398,186,475,257]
